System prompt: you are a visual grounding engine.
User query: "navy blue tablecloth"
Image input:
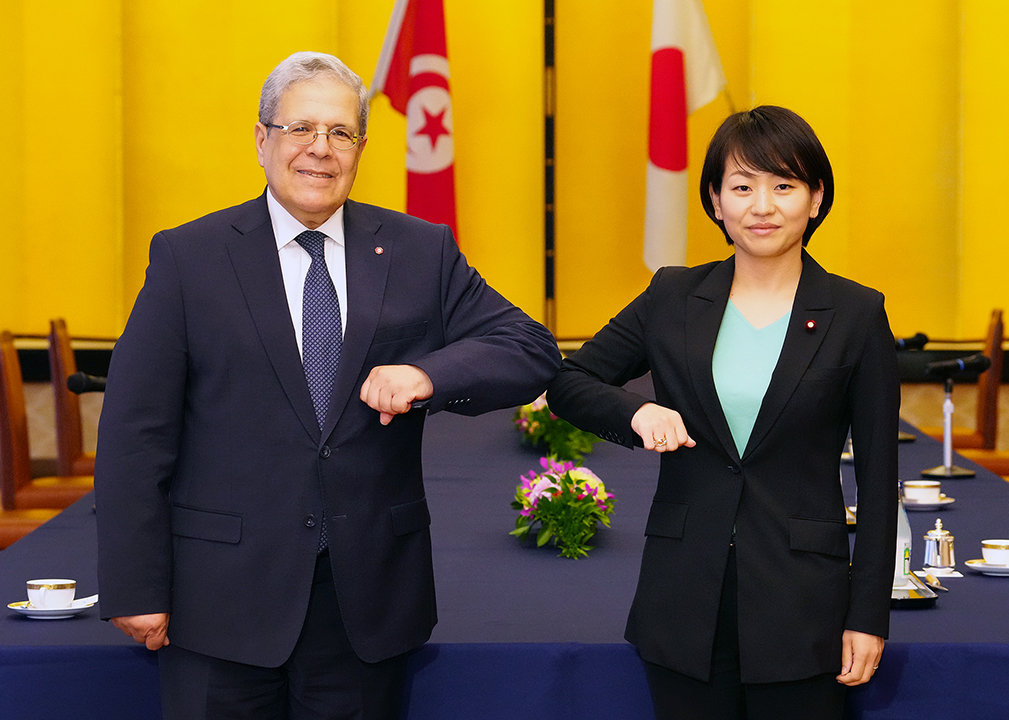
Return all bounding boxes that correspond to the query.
[2,377,1008,719]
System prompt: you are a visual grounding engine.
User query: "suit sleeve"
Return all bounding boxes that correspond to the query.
[94,232,188,619]
[547,268,680,448]
[410,225,562,415]
[844,293,900,638]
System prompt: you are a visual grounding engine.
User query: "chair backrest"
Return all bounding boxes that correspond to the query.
[0,331,34,510]
[48,318,85,476]
[976,309,1004,449]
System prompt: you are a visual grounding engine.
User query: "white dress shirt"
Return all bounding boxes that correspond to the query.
[266,189,349,359]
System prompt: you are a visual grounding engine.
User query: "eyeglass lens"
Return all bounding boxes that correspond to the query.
[286,121,357,149]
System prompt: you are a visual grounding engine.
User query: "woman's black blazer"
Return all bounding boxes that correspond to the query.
[548,251,899,683]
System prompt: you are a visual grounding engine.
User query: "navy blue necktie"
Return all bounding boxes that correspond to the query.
[295,230,342,429]
[295,230,342,552]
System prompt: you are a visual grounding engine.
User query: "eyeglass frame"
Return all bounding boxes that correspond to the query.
[264,121,363,150]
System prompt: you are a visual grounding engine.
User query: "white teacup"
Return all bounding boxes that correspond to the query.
[902,480,941,504]
[26,578,76,609]
[981,540,1009,566]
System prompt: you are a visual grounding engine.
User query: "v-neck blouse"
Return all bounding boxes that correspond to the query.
[712,300,791,456]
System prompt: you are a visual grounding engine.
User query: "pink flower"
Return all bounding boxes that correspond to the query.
[528,477,560,502]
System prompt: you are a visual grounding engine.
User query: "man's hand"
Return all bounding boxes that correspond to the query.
[111,613,170,651]
[631,402,696,452]
[360,365,434,425]
[836,629,883,685]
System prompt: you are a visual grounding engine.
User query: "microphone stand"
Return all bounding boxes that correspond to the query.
[921,377,975,478]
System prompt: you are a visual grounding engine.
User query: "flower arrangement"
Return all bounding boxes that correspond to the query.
[513,394,601,462]
[510,457,616,559]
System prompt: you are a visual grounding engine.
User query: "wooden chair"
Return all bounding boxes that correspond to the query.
[958,448,1009,479]
[921,309,1003,449]
[0,331,93,511]
[48,319,96,476]
[0,506,59,549]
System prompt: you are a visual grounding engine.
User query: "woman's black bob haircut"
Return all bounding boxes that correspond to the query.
[699,105,834,246]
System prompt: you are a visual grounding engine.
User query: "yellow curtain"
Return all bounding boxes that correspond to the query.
[1,0,1003,341]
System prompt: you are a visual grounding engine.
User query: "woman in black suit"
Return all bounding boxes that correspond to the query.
[547,106,898,719]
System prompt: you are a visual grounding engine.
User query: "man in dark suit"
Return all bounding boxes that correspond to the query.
[94,51,560,720]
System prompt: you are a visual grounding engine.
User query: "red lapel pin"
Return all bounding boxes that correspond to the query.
[805,320,817,333]
[374,246,384,255]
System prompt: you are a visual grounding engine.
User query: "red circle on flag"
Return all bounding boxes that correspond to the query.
[649,47,688,172]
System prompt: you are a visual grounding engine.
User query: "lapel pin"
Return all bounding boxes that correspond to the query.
[805,320,817,333]
[374,246,384,255]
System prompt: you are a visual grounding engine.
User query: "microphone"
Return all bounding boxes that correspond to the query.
[895,332,928,351]
[67,372,107,394]
[925,353,991,379]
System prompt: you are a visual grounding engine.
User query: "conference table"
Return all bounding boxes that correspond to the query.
[3,377,1009,719]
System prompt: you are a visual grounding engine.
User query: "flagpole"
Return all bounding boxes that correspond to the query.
[544,0,557,335]
[722,86,736,113]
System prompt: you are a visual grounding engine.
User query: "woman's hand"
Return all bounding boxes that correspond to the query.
[836,629,883,685]
[631,402,696,452]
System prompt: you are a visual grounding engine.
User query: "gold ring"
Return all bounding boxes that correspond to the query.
[654,436,667,447]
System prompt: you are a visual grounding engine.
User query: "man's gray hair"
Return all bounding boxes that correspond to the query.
[259,51,370,135]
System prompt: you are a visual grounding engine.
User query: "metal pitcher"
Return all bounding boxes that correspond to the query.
[923,518,955,570]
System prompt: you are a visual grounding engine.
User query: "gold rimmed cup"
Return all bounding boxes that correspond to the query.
[26,578,76,609]
[902,480,941,504]
[981,540,1009,566]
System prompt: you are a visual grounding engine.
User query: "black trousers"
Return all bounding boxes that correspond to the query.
[644,546,845,720]
[158,551,408,720]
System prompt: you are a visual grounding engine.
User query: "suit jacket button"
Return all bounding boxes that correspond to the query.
[304,515,317,527]
[729,465,740,474]
[320,446,332,459]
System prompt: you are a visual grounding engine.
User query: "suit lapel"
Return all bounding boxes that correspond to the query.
[321,200,391,440]
[226,193,320,441]
[742,251,834,459]
[685,257,740,462]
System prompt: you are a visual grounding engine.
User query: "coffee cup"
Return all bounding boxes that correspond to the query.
[981,540,1009,566]
[902,480,941,504]
[26,579,76,609]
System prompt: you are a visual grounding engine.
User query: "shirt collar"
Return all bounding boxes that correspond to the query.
[265,188,345,250]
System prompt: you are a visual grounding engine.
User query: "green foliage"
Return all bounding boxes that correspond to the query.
[513,395,602,462]
[510,458,615,559]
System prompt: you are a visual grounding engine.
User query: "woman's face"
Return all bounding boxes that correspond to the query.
[709,158,823,262]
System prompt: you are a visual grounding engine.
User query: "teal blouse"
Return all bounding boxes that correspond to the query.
[712,300,791,456]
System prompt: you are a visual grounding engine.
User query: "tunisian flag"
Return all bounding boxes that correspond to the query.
[644,0,726,272]
[372,0,458,239]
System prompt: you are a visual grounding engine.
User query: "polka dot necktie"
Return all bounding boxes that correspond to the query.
[295,230,342,552]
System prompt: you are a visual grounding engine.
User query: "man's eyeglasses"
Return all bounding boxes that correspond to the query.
[266,121,361,150]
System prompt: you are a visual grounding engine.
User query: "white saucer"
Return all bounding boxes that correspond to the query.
[902,494,955,511]
[7,597,96,620]
[964,559,1009,576]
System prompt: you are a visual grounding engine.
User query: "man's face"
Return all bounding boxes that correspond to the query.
[254,78,367,229]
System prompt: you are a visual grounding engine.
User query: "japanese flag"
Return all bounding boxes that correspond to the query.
[644,0,726,271]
